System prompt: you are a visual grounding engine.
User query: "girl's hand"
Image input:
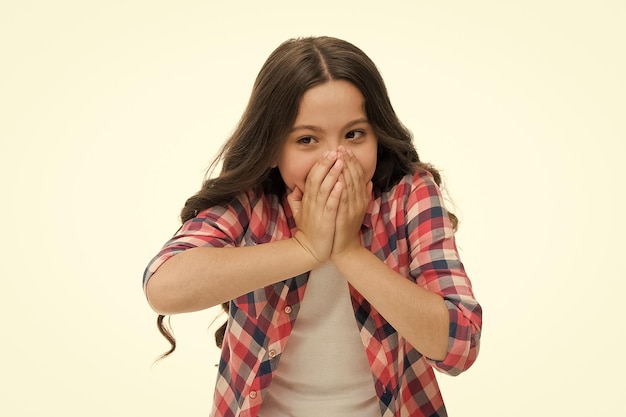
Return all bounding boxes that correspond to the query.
[287,151,344,265]
[331,147,373,259]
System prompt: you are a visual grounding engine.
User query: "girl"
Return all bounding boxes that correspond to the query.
[143,36,482,417]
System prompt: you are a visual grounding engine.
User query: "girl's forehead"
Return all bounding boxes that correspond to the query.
[294,80,366,124]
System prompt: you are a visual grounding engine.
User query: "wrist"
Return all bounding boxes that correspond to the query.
[330,244,368,269]
[292,231,325,270]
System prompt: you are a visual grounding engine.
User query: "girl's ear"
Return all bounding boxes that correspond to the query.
[270,161,278,168]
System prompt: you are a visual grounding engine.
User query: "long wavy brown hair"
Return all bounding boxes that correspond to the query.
[155,36,457,359]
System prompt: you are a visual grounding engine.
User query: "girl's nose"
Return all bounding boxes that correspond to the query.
[324,138,342,152]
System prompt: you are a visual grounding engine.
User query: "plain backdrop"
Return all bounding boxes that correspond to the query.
[1,1,624,415]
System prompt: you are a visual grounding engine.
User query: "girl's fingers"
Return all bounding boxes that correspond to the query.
[326,178,344,213]
[319,158,344,205]
[331,148,374,257]
[294,152,343,262]
[305,151,338,202]
[345,149,365,186]
[341,150,367,210]
[340,155,354,195]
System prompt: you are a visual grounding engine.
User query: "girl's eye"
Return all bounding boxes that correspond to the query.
[297,136,315,144]
[346,130,365,140]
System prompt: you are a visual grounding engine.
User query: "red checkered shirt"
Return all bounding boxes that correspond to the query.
[144,171,482,417]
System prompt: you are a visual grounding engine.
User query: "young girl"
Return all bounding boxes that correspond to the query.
[143,36,482,417]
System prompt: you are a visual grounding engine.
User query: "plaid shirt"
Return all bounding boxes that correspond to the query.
[144,171,482,417]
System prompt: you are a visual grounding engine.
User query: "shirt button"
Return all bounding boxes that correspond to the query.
[268,349,277,358]
[284,305,292,314]
[249,390,257,399]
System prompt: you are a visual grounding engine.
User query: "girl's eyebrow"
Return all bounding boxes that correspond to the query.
[290,117,369,133]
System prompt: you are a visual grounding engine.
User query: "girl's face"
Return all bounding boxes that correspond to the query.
[276,80,378,193]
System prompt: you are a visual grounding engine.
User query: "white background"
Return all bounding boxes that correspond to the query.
[1,1,624,415]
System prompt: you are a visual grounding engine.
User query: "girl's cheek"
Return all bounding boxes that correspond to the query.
[289,161,317,192]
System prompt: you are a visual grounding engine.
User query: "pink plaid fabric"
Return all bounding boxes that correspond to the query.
[144,171,482,417]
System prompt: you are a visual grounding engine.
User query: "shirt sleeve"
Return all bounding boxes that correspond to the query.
[142,192,252,292]
[406,171,482,376]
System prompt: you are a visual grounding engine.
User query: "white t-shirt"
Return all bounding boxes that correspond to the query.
[258,262,380,416]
